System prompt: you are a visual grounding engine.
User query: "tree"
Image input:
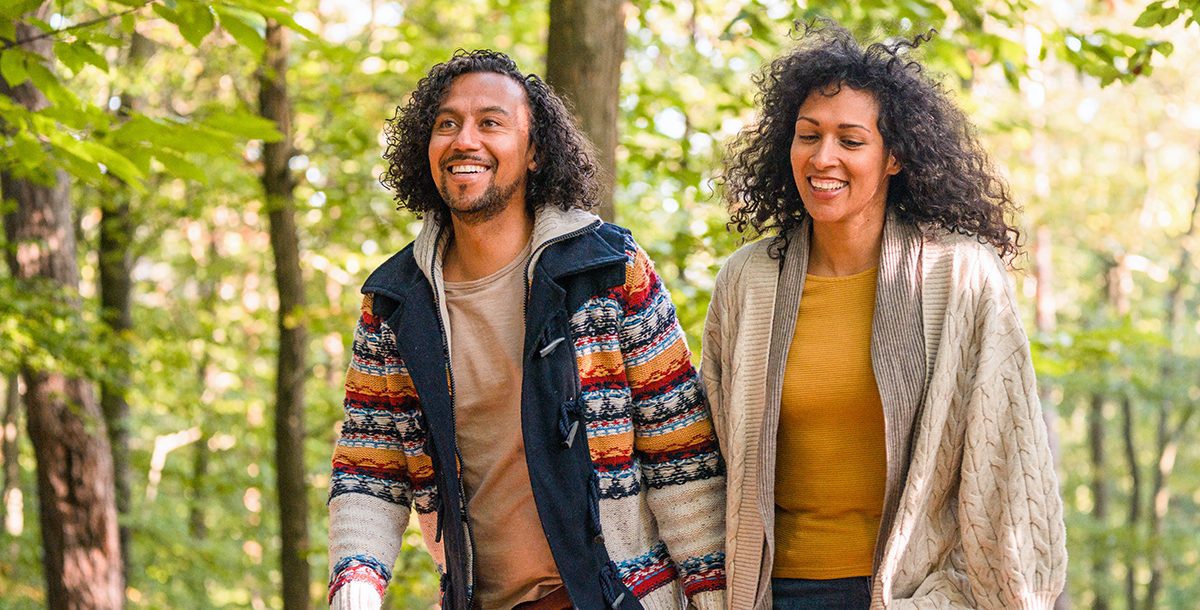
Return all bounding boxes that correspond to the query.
[98,31,157,593]
[546,0,626,221]
[1,6,123,608]
[259,18,312,610]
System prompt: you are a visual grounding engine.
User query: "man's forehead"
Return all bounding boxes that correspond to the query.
[438,71,531,114]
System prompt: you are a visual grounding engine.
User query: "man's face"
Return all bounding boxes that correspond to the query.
[428,71,535,225]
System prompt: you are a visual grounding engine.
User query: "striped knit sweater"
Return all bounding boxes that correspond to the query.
[328,208,726,610]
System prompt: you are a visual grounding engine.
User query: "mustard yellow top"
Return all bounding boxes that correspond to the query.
[773,267,886,579]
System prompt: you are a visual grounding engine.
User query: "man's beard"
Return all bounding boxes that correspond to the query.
[439,177,524,226]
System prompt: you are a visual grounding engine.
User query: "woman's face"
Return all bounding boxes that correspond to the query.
[790,86,900,232]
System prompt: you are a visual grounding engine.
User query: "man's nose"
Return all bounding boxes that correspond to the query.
[452,123,481,150]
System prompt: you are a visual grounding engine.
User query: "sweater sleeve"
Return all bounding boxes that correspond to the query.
[619,238,727,609]
[953,343,1066,610]
[893,261,1066,610]
[700,265,728,457]
[327,294,434,609]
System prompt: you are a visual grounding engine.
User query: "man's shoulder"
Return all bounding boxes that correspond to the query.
[361,241,423,301]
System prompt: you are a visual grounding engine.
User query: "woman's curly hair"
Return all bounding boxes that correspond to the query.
[722,21,1021,260]
[380,49,598,225]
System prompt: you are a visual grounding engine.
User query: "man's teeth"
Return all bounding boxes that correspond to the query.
[449,164,488,175]
[810,178,848,191]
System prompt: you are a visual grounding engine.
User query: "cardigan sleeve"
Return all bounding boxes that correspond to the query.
[700,265,729,457]
[327,294,431,609]
[892,259,1066,610]
[618,237,728,609]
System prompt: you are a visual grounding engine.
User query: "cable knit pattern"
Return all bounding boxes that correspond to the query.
[702,218,1066,610]
[328,209,726,609]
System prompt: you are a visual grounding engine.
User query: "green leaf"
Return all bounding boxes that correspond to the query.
[0,0,44,20]
[176,2,217,47]
[949,0,983,29]
[1135,2,1166,27]
[53,42,83,74]
[199,110,283,142]
[0,49,29,86]
[53,41,109,75]
[46,131,147,189]
[258,8,319,40]
[111,115,234,156]
[154,149,208,183]
[215,7,266,56]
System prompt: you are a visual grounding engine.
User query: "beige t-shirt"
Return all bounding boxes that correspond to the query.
[444,241,563,608]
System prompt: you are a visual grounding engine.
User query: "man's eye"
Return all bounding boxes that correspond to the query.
[481,119,500,127]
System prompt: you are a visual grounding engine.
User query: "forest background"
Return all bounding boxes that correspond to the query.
[2,0,1199,609]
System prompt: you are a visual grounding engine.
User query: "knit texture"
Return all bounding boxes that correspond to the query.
[702,218,1066,609]
[328,224,726,609]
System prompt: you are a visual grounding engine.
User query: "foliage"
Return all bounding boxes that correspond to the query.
[2,0,1199,608]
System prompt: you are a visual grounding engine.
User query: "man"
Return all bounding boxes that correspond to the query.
[327,50,726,610]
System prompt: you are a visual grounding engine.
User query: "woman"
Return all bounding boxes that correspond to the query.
[703,22,1066,610]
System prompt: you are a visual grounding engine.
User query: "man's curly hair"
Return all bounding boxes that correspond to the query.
[722,21,1021,260]
[380,49,598,225]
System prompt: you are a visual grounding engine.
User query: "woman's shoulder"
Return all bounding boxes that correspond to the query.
[714,237,779,292]
[923,228,1009,282]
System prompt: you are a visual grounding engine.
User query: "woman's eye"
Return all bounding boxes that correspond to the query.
[436,119,457,129]
[796,134,819,143]
[842,139,864,148]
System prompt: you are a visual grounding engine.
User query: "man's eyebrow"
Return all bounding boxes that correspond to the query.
[435,105,512,116]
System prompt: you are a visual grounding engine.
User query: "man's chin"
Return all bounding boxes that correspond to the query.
[447,199,509,226]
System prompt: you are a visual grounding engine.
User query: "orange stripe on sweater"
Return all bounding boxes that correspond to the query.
[635,419,715,453]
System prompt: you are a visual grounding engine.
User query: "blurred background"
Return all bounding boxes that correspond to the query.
[1,0,1198,608]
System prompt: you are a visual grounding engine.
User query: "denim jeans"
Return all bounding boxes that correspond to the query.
[772,576,871,610]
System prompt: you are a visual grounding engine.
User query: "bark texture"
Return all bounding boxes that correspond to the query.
[258,20,312,610]
[2,375,20,536]
[2,10,123,608]
[546,0,626,221]
[98,33,153,591]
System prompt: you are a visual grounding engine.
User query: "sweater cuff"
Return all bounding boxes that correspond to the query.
[329,580,383,610]
[688,588,727,610]
[328,556,390,608]
[1022,591,1060,610]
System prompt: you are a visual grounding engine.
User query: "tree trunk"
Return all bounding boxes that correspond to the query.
[1031,224,1068,610]
[1143,153,1200,610]
[1119,395,1141,610]
[2,375,21,536]
[546,0,626,221]
[98,32,155,593]
[2,7,123,609]
[1087,394,1109,610]
[259,20,311,610]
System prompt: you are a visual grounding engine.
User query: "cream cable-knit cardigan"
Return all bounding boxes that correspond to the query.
[701,217,1066,609]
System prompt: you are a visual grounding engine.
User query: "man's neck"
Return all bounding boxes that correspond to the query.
[442,203,535,282]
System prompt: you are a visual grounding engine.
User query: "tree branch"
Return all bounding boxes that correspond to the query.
[1,0,157,50]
